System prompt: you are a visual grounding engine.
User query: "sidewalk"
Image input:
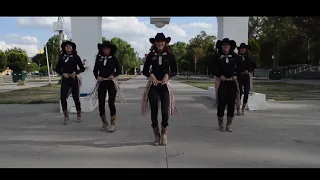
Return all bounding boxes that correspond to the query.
[0,75,319,167]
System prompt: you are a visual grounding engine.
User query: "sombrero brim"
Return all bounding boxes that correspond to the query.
[216,40,236,51]
[149,37,171,44]
[97,43,117,52]
[61,41,76,50]
[237,45,250,50]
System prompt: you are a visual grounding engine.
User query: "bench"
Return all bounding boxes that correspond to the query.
[207,86,267,111]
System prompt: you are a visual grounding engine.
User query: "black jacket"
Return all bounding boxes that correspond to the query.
[93,55,121,79]
[55,53,85,75]
[212,51,239,79]
[236,53,256,76]
[142,51,178,81]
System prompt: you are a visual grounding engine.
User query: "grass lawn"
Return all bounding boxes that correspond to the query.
[182,80,320,101]
[0,84,61,104]
[0,75,138,104]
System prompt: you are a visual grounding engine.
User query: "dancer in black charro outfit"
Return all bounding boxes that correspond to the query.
[212,38,240,132]
[141,33,178,146]
[93,41,121,132]
[55,41,85,125]
[236,43,256,115]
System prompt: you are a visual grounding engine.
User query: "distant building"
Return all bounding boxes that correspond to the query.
[28,57,32,63]
[0,67,13,75]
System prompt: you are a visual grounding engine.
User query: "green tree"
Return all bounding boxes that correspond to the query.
[7,51,28,72]
[0,50,7,72]
[109,37,139,74]
[171,42,187,72]
[32,53,46,67]
[26,62,39,73]
[248,38,261,67]
[185,31,216,74]
[5,47,27,55]
[44,35,61,68]
[39,66,49,76]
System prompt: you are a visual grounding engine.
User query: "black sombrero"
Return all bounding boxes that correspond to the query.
[61,40,76,50]
[237,43,250,50]
[149,33,171,44]
[216,38,237,51]
[97,41,117,53]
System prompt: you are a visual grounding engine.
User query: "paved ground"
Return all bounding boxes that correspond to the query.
[0,75,320,168]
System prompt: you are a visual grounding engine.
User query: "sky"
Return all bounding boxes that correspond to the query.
[0,17,218,58]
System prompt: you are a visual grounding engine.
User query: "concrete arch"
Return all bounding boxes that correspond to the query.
[69,17,249,112]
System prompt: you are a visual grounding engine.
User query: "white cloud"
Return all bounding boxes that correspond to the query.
[0,41,39,57]
[6,33,38,45]
[15,17,218,57]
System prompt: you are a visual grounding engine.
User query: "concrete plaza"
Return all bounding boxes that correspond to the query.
[0,76,320,168]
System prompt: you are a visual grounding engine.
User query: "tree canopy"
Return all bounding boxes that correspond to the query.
[0,50,7,72]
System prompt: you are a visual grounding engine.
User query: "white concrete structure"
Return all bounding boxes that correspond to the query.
[59,17,102,113]
[207,87,268,111]
[217,17,249,50]
[63,16,249,113]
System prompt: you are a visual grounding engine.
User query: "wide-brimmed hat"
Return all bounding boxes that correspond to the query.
[149,33,171,44]
[61,40,76,50]
[216,38,237,51]
[237,43,250,50]
[97,41,117,53]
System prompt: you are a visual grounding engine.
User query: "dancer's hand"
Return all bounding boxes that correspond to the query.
[96,76,103,81]
[162,74,169,85]
[62,73,69,79]
[232,76,237,81]
[220,75,226,81]
[244,70,249,74]
[150,74,158,86]
[70,72,76,79]
[108,75,115,80]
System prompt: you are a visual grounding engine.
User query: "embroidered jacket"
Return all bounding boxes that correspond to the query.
[142,51,178,81]
[93,55,121,79]
[212,51,239,79]
[55,53,85,75]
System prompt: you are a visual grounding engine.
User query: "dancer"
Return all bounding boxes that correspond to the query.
[236,43,256,115]
[141,33,178,146]
[92,41,121,132]
[55,40,85,125]
[212,38,240,132]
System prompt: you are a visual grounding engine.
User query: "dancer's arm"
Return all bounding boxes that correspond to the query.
[75,55,85,74]
[55,55,63,75]
[93,56,100,79]
[142,53,152,77]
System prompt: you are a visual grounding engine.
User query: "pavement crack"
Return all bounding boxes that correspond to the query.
[165,145,169,168]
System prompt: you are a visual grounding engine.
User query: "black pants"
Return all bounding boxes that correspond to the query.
[60,77,81,112]
[98,80,117,117]
[217,81,237,118]
[238,74,250,104]
[148,84,170,128]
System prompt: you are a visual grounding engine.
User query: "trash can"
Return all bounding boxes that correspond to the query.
[269,68,282,80]
[12,72,26,82]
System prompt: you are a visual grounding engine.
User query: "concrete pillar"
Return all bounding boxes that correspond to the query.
[217,17,249,49]
[60,17,102,113]
[70,17,102,94]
